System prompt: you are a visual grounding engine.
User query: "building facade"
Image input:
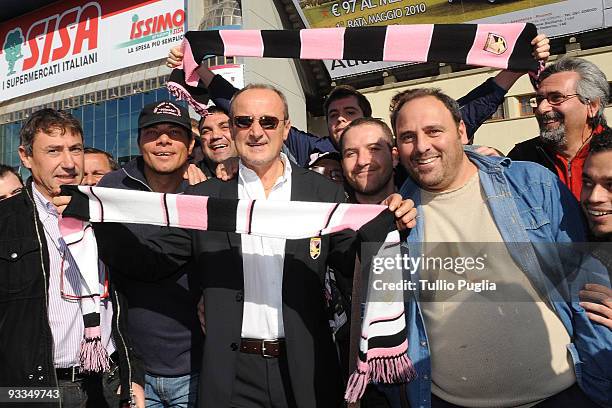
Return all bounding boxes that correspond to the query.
[0,0,244,170]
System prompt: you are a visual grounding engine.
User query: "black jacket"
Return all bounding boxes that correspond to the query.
[97,158,204,376]
[507,136,557,173]
[0,180,143,406]
[92,164,357,407]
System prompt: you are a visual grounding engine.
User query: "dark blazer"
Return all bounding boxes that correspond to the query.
[94,163,355,408]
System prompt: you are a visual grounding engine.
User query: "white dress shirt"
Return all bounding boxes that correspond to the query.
[238,153,292,339]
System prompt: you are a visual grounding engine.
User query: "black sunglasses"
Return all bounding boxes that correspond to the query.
[232,115,285,130]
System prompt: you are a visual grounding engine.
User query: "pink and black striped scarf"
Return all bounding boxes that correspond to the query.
[59,217,110,373]
[167,23,539,115]
[59,185,412,401]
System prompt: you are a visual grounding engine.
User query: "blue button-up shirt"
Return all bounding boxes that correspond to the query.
[393,149,612,408]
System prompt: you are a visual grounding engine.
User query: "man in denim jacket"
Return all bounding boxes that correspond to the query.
[387,88,611,408]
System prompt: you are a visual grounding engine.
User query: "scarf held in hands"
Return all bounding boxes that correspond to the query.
[59,185,413,401]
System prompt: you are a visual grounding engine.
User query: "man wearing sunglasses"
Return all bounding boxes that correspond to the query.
[84,83,417,408]
[508,57,610,201]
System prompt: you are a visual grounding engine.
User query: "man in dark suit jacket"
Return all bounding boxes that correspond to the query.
[87,84,415,408]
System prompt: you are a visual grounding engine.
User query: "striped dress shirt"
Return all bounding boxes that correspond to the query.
[32,184,115,369]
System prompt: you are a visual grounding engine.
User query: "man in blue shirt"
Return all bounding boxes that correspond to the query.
[390,87,611,408]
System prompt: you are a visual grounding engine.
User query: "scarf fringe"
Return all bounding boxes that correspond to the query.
[344,368,368,403]
[344,354,417,403]
[529,59,546,90]
[167,81,209,116]
[371,354,416,383]
[79,334,110,373]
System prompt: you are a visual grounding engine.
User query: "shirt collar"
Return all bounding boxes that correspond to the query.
[31,182,58,221]
[238,152,292,186]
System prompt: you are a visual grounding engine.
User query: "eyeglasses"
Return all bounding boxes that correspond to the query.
[310,166,344,182]
[529,93,581,108]
[232,115,285,130]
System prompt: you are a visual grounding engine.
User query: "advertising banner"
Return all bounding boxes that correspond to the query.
[293,0,606,78]
[0,0,186,102]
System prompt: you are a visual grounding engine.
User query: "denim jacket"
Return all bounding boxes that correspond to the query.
[395,149,612,408]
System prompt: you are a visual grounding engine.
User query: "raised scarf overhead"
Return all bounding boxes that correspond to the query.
[167,23,539,115]
[59,184,412,402]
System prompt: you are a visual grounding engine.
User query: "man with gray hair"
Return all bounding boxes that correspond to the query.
[508,57,610,200]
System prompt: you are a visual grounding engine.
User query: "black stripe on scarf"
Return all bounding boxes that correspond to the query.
[366,311,406,326]
[509,23,538,72]
[186,30,224,60]
[89,187,104,222]
[356,329,408,362]
[320,203,340,235]
[83,312,101,327]
[168,70,210,101]
[428,24,477,65]
[366,329,408,350]
[344,27,386,61]
[163,193,170,227]
[261,30,301,58]
[206,197,239,232]
[247,200,256,235]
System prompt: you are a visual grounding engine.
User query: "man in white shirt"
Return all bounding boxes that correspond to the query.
[89,83,415,408]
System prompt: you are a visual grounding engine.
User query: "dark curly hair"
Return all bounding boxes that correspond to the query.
[590,127,612,154]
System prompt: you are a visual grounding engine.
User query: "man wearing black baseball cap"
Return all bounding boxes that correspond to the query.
[139,100,191,131]
[95,100,204,407]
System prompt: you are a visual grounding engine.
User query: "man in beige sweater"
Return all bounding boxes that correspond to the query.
[389,87,610,408]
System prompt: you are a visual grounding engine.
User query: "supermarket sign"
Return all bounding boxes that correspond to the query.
[0,0,186,102]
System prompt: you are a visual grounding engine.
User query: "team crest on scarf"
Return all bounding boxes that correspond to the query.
[484,33,507,55]
[310,237,321,260]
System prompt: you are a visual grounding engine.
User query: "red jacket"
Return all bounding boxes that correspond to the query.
[550,140,590,201]
[508,125,606,201]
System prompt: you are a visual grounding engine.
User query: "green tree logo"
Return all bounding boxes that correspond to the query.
[3,28,25,76]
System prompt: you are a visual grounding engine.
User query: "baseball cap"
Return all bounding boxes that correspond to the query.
[138,101,191,132]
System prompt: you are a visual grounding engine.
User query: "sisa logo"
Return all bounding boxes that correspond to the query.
[130,9,185,40]
[2,2,99,74]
